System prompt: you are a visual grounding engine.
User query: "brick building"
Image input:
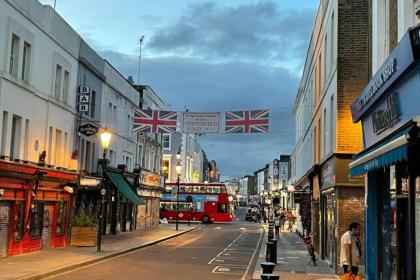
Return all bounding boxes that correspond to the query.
[291,0,369,271]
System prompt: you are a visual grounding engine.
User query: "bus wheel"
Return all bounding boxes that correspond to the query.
[201,215,210,223]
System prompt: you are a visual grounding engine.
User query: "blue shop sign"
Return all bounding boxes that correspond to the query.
[351,26,420,148]
[351,26,420,123]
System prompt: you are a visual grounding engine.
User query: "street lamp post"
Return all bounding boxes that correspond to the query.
[175,151,182,231]
[97,129,111,253]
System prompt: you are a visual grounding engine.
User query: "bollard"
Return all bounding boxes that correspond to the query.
[265,241,273,262]
[261,274,280,280]
[260,262,275,274]
[269,238,277,263]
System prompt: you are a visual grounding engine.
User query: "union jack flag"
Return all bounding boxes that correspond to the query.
[224,109,269,133]
[133,109,178,133]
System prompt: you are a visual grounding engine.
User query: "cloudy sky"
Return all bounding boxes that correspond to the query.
[40,0,318,180]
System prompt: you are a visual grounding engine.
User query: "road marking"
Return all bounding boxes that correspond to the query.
[214,226,221,230]
[240,227,264,280]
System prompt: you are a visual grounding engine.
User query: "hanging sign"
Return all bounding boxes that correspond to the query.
[192,171,200,183]
[139,170,161,188]
[79,123,99,137]
[181,112,220,133]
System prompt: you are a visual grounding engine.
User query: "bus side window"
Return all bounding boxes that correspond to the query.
[199,186,205,193]
[192,187,198,193]
[180,186,186,192]
[214,186,220,193]
[220,187,227,193]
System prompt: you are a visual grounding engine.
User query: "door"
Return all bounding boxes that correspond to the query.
[0,202,11,258]
[42,204,54,249]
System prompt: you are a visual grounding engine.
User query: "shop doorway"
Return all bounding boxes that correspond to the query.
[0,201,11,258]
[322,193,336,265]
[42,203,54,249]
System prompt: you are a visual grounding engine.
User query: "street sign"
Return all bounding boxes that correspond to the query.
[79,123,99,136]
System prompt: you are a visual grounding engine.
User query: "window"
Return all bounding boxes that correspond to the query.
[55,202,66,235]
[217,203,228,213]
[1,111,9,156]
[324,34,328,82]
[138,144,143,167]
[108,102,112,124]
[323,108,327,157]
[23,119,29,160]
[10,115,22,160]
[90,91,96,118]
[330,95,334,153]
[14,201,24,241]
[330,11,335,70]
[48,126,53,164]
[63,71,69,103]
[21,42,31,82]
[30,201,44,237]
[9,34,20,76]
[54,65,62,99]
[163,134,171,150]
[55,129,62,167]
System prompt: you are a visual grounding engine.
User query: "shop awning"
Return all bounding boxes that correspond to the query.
[106,170,144,204]
[349,125,414,176]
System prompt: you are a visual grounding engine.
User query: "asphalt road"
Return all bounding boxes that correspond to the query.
[48,207,264,280]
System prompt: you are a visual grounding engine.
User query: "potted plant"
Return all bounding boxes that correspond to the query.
[70,215,97,247]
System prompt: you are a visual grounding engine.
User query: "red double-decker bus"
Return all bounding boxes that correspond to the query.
[160,183,233,223]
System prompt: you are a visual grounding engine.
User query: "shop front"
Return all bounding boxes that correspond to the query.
[319,155,364,271]
[0,160,76,257]
[349,26,420,279]
[102,168,143,235]
[136,169,163,230]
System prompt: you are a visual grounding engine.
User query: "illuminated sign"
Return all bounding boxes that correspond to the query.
[139,170,161,187]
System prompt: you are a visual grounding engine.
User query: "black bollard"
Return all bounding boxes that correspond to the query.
[265,241,273,262]
[261,274,280,280]
[260,262,276,274]
[269,238,277,263]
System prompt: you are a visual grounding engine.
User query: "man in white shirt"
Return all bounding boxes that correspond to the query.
[340,222,361,275]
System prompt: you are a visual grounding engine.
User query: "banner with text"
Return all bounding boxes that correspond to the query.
[181,112,220,134]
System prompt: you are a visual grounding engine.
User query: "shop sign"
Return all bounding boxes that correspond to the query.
[371,92,399,134]
[139,170,161,188]
[362,65,420,148]
[321,158,335,190]
[192,171,200,183]
[351,27,419,122]
[80,177,101,187]
[181,112,220,133]
[79,123,98,137]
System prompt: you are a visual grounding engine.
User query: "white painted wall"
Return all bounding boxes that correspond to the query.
[0,0,79,169]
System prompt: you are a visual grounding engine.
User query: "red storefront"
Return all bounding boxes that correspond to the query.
[0,160,76,257]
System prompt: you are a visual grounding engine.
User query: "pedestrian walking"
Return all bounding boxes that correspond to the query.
[280,210,286,230]
[340,222,362,275]
[287,212,295,232]
[262,208,267,223]
[274,214,281,238]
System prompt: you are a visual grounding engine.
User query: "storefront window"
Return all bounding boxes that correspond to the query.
[30,201,44,237]
[55,202,66,235]
[13,201,24,241]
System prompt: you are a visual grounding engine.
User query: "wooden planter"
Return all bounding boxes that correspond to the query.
[71,227,96,247]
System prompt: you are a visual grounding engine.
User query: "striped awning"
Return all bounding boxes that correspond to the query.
[349,125,414,176]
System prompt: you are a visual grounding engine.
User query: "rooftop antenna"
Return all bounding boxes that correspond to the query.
[137,35,144,85]
[53,0,56,10]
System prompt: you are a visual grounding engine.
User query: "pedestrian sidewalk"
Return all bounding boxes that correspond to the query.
[0,224,199,280]
[252,227,338,280]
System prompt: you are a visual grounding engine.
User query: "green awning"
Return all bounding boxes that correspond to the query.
[106,170,144,204]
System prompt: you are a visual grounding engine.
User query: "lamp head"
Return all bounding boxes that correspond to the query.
[175,164,182,175]
[100,129,111,149]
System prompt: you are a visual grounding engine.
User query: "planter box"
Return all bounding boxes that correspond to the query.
[71,227,96,247]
